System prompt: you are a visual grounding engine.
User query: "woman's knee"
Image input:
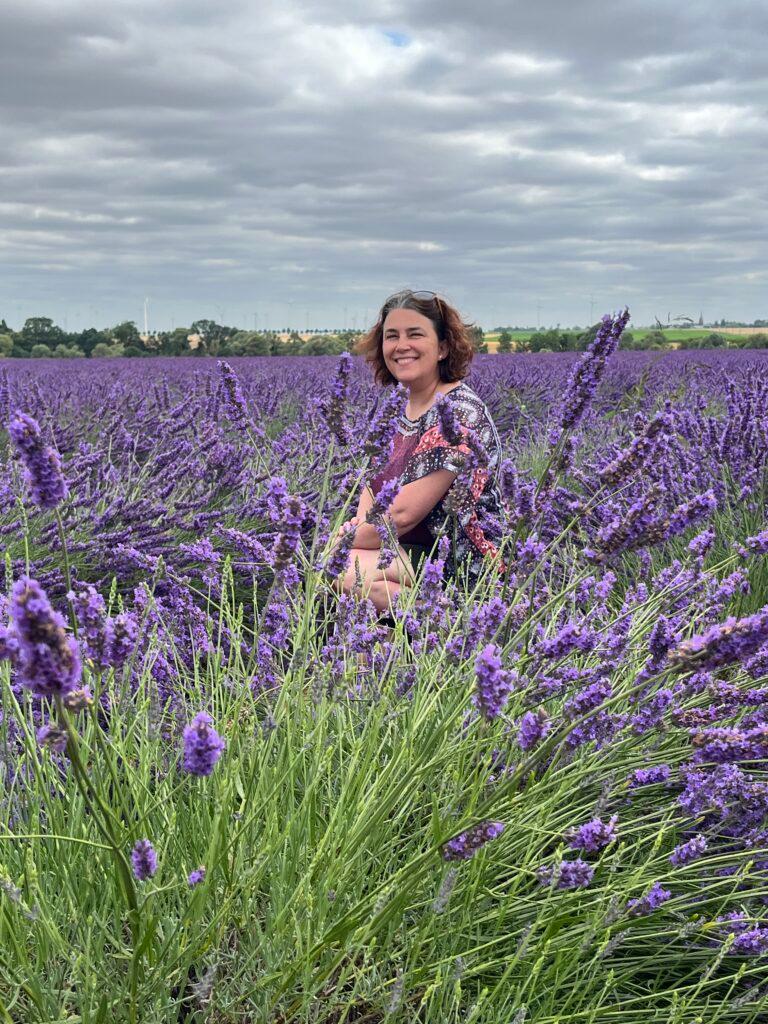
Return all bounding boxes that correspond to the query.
[339,548,376,594]
[335,546,417,596]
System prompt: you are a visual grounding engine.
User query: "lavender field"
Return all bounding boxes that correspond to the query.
[1,344,768,1022]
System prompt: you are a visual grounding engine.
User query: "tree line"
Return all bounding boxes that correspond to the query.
[1,317,767,359]
[495,327,768,353]
[0,318,366,358]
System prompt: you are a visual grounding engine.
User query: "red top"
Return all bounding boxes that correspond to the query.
[369,429,434,546]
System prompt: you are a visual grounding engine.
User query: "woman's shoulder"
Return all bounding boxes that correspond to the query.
[443,380,490,424]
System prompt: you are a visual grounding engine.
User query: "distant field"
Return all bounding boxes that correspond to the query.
[483,327,731,353]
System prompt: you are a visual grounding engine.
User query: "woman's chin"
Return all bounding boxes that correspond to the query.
[388,364,424,383]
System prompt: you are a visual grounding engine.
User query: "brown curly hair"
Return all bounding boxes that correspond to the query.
[355,289,475,386]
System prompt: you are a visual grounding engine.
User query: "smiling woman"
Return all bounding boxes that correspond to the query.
[333,288,508,615]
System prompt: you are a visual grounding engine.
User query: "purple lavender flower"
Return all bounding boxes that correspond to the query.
[63,687,94,713]
[104,612,139,668]
[669,605,768,671]
[598,410,672,488]
[0,618,19,663]
[537,858,595,889]
[217,361,251,434]
[556,309,630,433]
[321,351,353,445]
[669,834,708,866]
[323,526,358,579]
[739,530,768,557]
[69,584,108,667]
[567,815,618,854]
[591,487,661,561]
[367,478,401,520]
[435,393,465,446]
[131,839,158,881]
[630,688,674,734]
[688,528,716,560]
[627,881,671,916]
[264,476,289,523]
[628,764,671,788]
[689,725,768,764]
[0,369,9,423]
[563,681,617,749]
[9,411,69,509]
[188,866,206,887]
[183,711,226,777]
[365,383,406,469]
[374,523,396,571]
[442,820,505,861]
[271,495,305,571]
[9,577,81,698]
[540,621,596,659]
[473,644,515,721]
[517,709,551,751]
[36,723,68,753]
[731,927,768,955]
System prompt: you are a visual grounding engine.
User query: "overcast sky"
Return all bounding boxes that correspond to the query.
[1,0,766,333]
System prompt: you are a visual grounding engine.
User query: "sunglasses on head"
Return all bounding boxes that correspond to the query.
[382,289,444,315]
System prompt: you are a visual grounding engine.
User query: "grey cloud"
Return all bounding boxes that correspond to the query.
[0,0,765,331]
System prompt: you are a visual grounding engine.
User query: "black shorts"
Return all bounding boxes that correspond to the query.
[400,541,432,574]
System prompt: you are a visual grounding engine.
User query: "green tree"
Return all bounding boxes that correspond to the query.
[190,319,232,354]
[469,325,487,354]
[22,317,64,346]
[639,329,667,348]
[110,321,141,346]
[92,341,124,358]
[158,328,192,356]
[741,333,768,348]
[52,344,84,358]
[30,343,52,358]
[527,329,564,353]
[72,328,109,358]
[704,332,727,348]
[222,331,274,356]
[0,333,13,357]
[301,334,347,355]
[497,330,513,354]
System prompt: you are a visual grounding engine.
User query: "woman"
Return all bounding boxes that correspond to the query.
[335,288,508,615]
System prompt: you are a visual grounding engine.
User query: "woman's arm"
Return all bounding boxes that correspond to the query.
[349,470,458,549]
[333,485,379,551]
[387,470,457,534]
[355,485,375,520]
[339,468,458,551]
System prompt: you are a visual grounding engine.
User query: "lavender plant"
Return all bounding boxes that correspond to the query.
[0,342,767,1021]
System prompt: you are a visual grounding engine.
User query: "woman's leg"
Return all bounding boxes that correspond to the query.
[366,578,405,615]
[337,545,416,596]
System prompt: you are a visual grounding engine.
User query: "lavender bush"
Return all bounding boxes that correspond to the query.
[0,339,767,1021]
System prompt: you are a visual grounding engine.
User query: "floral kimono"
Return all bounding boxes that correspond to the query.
[369,381,508,583]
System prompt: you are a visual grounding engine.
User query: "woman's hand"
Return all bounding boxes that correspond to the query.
[337,516,360,540]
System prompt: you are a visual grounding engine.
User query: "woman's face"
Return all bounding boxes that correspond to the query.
[381,308,448,388]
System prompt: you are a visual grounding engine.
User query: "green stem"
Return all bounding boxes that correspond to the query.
[54,507,78,637]
[54,698,140,930]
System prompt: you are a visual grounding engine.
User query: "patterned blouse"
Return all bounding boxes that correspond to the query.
[369,381,509,584]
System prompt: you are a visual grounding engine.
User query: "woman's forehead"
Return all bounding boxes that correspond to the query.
[383,308,434,331]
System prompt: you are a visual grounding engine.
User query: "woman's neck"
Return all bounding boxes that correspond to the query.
[406,378,457,419]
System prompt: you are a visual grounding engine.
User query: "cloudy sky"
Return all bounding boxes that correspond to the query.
[1,0,766,333]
